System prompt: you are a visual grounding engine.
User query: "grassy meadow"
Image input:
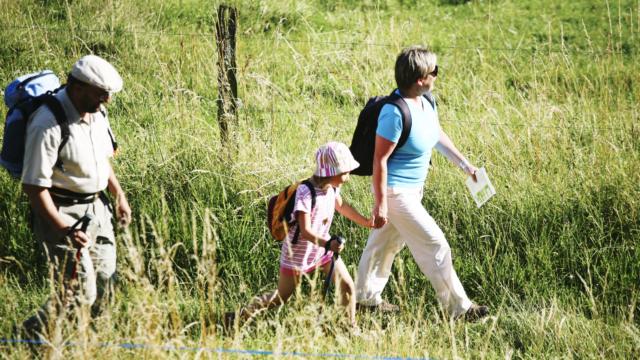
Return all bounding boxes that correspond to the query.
[0,0,639,358]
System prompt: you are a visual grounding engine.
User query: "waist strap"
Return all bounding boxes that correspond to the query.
[50,187,101,205]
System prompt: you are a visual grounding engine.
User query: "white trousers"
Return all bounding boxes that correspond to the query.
[356,186,472,317]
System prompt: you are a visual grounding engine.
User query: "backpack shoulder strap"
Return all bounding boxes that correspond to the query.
[422,92,436,111]
[40,94,69,171]
[281,184,295,221]
[290,179,317,244]
[41,94,67,126]
[99,105,119,153]
[386,91,412,148]
[301,179,316,210]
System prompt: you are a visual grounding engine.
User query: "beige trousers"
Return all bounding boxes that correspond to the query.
[356,186,472,317]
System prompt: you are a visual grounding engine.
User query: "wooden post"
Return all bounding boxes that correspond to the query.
[216,5,238,142]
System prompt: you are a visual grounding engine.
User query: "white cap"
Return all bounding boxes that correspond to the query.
[71,55,123,93]
[314,142,360,177]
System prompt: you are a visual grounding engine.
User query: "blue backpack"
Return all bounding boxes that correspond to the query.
[1,70,69,179]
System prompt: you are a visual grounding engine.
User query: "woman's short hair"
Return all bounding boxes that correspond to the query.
[394,46,437,91]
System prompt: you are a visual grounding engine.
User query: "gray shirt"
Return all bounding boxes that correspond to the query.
[22,88,115,193]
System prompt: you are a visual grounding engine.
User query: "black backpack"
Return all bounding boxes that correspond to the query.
[349,90,436,176]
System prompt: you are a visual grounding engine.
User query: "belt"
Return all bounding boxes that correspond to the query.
[50,187,101,205]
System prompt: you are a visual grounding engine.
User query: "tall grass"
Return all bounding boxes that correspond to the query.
[1,0,639,358]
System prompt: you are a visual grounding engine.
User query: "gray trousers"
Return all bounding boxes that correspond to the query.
[23,194,116,335]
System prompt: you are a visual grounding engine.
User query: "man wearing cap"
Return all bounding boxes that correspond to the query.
[19,55,131,337]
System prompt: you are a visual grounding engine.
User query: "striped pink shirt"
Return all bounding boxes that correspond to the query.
[279,183,338,272]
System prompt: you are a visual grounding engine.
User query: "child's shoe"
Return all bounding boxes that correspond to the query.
[356,300,399,313]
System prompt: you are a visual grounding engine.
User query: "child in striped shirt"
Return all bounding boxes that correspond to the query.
[229,142,373,329]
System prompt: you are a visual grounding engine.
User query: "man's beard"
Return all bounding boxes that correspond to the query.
[83,102,102,113]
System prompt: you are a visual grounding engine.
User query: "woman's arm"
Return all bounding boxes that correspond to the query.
[372,135,396,228]
[435,129,478,181]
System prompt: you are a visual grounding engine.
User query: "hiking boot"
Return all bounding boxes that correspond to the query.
[12,323,42,356]
[356,300,399,313]
[14,320,42,342]
[222,311,236,334]
[11,323,21,338]
[463,304,489,322]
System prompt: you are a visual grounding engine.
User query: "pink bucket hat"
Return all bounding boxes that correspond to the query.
[314,142,360,177]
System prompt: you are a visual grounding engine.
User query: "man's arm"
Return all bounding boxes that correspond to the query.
[435,129,478,181]
[107,164,131,227]
[23,184,66,232]
[22,184,89,246]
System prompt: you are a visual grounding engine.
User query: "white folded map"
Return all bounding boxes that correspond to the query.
[465,167,496,208]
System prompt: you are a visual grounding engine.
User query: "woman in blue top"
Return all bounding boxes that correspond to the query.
[355,46,489,321]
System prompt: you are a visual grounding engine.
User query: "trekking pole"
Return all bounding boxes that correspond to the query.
[68,214,94,280]
[323,235,344,299]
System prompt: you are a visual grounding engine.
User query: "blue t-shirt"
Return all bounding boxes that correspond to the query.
[376,92,440,187]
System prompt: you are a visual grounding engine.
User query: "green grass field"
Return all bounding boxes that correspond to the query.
[1,0,639,358]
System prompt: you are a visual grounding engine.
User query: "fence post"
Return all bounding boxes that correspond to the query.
[216,4,238,142]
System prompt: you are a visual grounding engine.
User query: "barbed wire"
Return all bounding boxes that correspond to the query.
[0,24,630,56]
[102,95,637,134]
[245,36,623,55]
[0,23,636,134]
[236,105,636,133]
[0,24,216,38]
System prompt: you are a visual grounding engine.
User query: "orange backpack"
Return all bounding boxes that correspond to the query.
[267,179,316,243]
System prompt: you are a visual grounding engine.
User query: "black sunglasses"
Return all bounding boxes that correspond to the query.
[429,65,439,77]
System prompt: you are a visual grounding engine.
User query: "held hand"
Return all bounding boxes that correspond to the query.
[116,193,132,227]
[366,217,376,228]
[373,216,387,229]
[373,203,388,229]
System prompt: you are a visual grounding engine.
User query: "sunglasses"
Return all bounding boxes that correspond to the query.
[429,65,439,77]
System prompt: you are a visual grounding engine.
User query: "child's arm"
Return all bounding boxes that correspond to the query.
[296,211,344,253]
[335,194,374,228]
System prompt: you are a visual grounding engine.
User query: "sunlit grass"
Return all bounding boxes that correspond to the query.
[1,0,639,358]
